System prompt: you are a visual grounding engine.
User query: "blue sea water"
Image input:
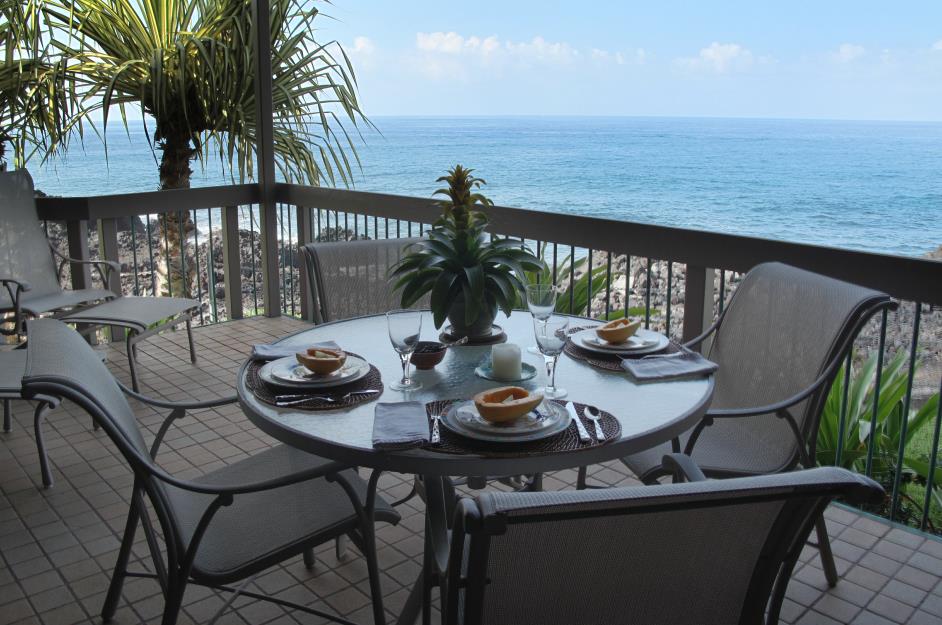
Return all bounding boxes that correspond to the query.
[31,116,942,257]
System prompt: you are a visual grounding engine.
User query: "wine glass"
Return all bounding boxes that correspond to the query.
[533,314,569,399]
[526,283,558,355]
[386,310,423,391]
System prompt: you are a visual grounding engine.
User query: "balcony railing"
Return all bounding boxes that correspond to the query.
[35,183,942,534]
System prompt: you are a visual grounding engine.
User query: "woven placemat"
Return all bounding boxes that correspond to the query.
[423,399,621,457]
[247,352,384,410]
[563,325,679,372]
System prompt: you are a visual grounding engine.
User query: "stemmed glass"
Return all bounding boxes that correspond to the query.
[533,314,569,399]
[386,310,423,391]
[526,283,558,355]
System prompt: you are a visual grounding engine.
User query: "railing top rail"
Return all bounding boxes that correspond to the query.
[278,183,942,305]
[35,184,259,221]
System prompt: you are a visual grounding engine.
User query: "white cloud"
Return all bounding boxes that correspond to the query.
[416,32,500,56]
[834,43,865,63]
[351,36,375,56]
[678,42,753,73]
[933,40,942,51]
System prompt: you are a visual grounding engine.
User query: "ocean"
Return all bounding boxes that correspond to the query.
[30,116,942,257]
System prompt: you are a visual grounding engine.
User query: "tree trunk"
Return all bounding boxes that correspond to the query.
[155,133,196,298]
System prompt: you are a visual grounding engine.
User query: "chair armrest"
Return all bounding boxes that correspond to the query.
[681,318,721,350]
[55,254,120,284]
[152,456,352,496]
[118,379,237,410]
[661,453,707,483]
[0,277,31,293]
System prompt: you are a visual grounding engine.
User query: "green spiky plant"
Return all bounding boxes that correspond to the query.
[38,0,367,298]
[391,165,542,336]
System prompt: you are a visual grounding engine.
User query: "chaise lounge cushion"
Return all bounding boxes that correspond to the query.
[61,296,199,332]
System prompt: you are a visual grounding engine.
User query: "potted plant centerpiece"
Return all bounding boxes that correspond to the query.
[391,165,542,340]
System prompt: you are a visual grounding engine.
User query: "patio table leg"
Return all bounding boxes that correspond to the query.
[396,475,452,625]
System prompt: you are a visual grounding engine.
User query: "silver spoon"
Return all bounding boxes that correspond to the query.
[584,405,605,441]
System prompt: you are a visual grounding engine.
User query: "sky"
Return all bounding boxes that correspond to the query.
[318,0,942,121]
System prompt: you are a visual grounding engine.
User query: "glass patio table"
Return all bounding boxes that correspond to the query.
[237,310,714,624]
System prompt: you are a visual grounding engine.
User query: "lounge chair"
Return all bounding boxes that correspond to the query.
[0,169,199,391]
[300,237,428,323]
[618,261,895,587]
[441,458,882,625]
[22,318,400,625]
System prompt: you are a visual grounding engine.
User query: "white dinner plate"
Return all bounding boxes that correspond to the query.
[259,355,370,388]
[440,400,570,443]
[571,327,670,356]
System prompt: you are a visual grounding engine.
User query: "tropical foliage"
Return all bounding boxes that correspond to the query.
[391,165,543,329]
[816,351,941,523]
[519,243,610,317]
[0,0,77,169]
[29,0,366,297]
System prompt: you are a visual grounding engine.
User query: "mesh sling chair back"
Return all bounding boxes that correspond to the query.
[21,318,400,625]
[0,169,200,392]
[443,465,883,625]
[620,261,895,586]
[301,238,429,323]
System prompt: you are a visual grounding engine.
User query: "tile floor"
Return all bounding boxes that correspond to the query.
[2,317,942,625]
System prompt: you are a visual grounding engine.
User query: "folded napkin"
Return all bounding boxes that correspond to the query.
[372,402,430,450]
[250,340,340,361]
[621,347,718,382]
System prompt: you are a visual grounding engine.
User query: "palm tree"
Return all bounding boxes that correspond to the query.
[0,0,77,170]
[40,0,367,297]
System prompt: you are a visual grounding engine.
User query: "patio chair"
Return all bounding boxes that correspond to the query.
[442,458,883,625]
[618,261,895,587]
[0,169,200,391]
[21,318,400,625]
[300,237,429,323]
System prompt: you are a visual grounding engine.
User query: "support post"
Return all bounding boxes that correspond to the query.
[66,220,92,290]
[296,205,314,322]
[97,218,123,341]
[253,0,280,318]
[681,265,715,350]
[221,206,244,320]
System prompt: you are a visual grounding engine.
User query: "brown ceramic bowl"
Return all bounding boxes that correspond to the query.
[410,341,447,370]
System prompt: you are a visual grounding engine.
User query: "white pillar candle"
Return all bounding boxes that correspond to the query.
[491,343,522,381]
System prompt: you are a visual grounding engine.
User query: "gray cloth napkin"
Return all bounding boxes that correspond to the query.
[250,340,340,361]
[372,402,430,450]
[621,347,718,381]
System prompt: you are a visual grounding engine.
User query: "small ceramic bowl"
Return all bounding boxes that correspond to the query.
[295,348,346,374]
[411,341,447,370]
[473,386,544,423]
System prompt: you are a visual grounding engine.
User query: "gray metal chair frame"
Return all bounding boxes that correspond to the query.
[0,169,199,392]
[300,237,427,324]
[22,319,400,625]
[443,458,883,625]
[612,262,896,588]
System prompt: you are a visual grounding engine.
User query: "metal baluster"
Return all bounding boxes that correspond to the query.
[374,216,378,240]
[865,309,889,477]
[144,215,156,296]
[890,302,922,522]
[551,243,558,287]
[586,250,594,317]
[279,204,287,314]
[718,270,726,314]
[624,255,631,318]
[568,246,575,314]
[207,208,218,323]
[604,252,613,318]
[344,212,349,240]
[248,206,259,315]
[192,209,204,325]
[408,221,412,237]
[316,208,322,242]
[396,220,401,238]
[644,258,652,329]
[162,213,173,298]
[288,207,296,317]
[353,213,358,239]
[325,209,331,241]
[177,210,187,298]
[666,261,673,335]
[920,371,942,531]
[835,351,853,466]
[130,219,140,296]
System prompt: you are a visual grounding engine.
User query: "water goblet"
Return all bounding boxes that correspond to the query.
[526,283,558,355]
[386,310,423,391]
[533,314,569,399]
